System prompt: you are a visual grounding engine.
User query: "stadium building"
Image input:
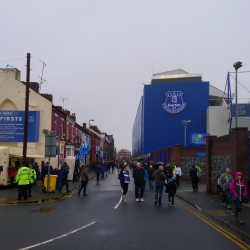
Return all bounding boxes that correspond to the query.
[132,69,250,158]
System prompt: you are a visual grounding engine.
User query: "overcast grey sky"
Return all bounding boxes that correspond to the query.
[1,1,250,151]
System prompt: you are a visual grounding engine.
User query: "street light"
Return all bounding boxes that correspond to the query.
[89,119,94,164]
[181,120,191,147]
[233,61,243,128]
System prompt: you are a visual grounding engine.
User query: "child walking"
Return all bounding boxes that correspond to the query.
[166,177,177,207]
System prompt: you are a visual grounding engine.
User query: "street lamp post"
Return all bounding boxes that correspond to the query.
[89,119,94,164]
[233,61,243,128]
[181,120,191,147]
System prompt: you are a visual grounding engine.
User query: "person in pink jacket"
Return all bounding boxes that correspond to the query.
[230,172,247,225]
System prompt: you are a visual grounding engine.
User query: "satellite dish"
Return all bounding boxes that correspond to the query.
[42,129,49,134]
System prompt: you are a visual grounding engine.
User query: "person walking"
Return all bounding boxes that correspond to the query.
[8,163,16,188]
[190,165,199,192]
[78,165,89,197]
[95,161,101,183]
[28,164,36,197]
[219,168,232,209]
[175,165,181,187]
[166,177,177,207]
[141,163,148,190]
[118,166,130,202]
[152,165,167,206]
[59,165,71,194]
[195,162,202,182]
[165,163,172,183]
[148,164,155,189]
[133,163,145,201]
[16,161,31,200]
[230,172,247,225]
[101,162,106,179]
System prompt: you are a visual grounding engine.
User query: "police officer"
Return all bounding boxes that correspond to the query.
[172,165,177,178]
[28,163,36,197]
[195,162,202,183]
[16,161,31,200]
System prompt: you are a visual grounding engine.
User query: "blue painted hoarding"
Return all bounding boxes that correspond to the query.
[0,110,40,142]
[142,81,209,154]
[196,152,206,157]
[232,104,250,117]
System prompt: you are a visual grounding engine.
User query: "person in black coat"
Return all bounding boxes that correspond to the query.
[133,163,145,201]
[164,163,173,183]
[95,162,101,184]
[190,165,199,192]
[148,165,155,189]
[165,177,177,206]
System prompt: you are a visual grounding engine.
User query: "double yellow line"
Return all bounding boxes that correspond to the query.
[176,200,250,250]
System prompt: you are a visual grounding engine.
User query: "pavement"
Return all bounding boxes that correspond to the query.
[176,180,250,236]
[1,171,250,250]
[0,172,96,204]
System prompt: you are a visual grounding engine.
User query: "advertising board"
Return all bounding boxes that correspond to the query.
[190,133,210,146]
[0,110,40,142]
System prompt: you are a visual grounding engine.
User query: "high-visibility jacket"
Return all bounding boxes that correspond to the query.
[16,167,31,185]
[29,169,36,184]
[172,166,177,177]
[195,165,201,172]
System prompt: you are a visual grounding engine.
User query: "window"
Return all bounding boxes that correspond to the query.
[61,121,64,136]
[67,122,69,139]
[66,148,71,157]
[55,116,57,134]
[71,126,74,141]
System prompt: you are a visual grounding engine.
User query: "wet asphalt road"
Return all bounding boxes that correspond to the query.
[1,171,249,250]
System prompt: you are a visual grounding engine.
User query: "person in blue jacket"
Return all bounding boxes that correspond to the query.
[141,162,148,190]
[101,162,107,179]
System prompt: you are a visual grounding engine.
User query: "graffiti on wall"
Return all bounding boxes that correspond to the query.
[181,157,206,176]
[211,155,232,186]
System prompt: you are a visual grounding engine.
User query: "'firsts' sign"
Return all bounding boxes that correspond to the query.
[0,111,40,142]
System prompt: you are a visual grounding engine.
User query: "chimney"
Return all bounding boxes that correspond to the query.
[56,106,63,111]
[22,82,39,93]
[63,109,70,116]
[83,123,86,128]
[69,113,76,121]
[90,125,100,133]
[40,93,53,103]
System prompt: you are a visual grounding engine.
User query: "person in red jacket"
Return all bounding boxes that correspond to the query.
[8,163,16,188]
[230,172,247,225]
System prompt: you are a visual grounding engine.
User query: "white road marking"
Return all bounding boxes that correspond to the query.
[19,221,96,250]
[114,196,123,209]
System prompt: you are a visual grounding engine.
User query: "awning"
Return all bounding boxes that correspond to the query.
[10,153,45,159]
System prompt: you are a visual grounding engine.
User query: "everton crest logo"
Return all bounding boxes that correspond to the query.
[162,91,186,114]
[28,116,34,122]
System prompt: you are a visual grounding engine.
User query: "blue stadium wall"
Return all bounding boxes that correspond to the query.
[141,81,209,155]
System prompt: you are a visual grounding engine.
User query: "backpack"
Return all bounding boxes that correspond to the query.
[197,170,202,178]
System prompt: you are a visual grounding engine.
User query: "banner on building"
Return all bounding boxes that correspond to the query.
[190,133,210,146]
[0,110,40,142]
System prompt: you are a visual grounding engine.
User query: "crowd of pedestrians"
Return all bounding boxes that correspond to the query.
[8,157,250,227]
[116,160,179,206]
